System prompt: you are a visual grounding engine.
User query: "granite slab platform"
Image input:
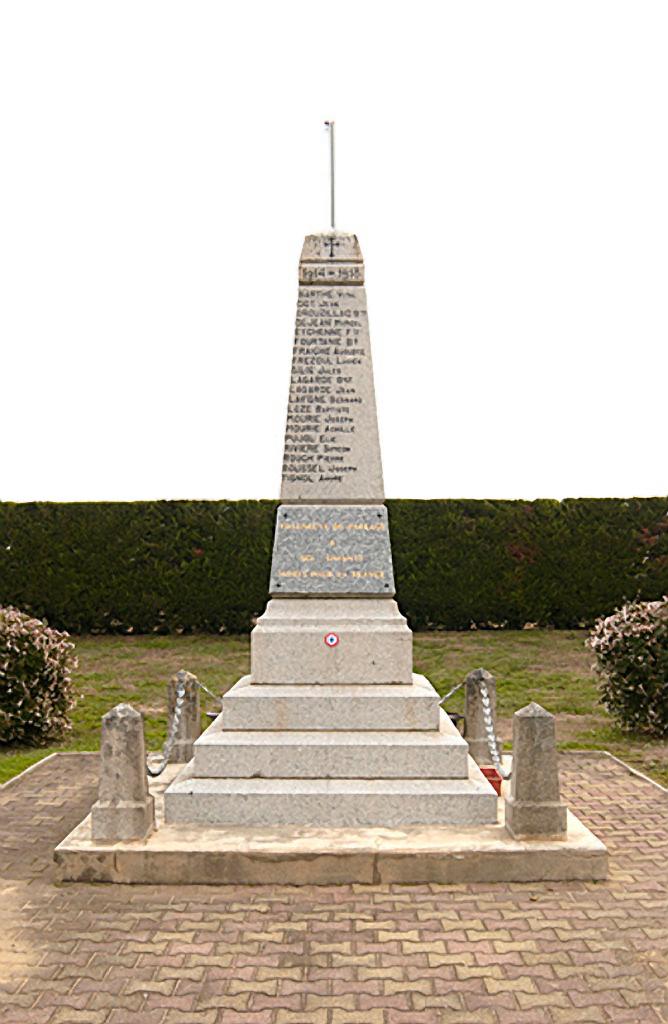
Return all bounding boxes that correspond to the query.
[54,764,608,885]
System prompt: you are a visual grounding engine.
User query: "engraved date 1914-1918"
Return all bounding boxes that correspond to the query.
[300,264,363,284]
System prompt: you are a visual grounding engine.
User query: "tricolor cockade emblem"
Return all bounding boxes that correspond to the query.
[324,632,339,648]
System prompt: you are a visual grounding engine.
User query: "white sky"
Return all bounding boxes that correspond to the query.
[1,1,666,502]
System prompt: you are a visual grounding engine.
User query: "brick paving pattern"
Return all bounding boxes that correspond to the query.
[0,751,666,1023]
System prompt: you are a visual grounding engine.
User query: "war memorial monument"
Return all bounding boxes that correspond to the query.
[55,169,607,882]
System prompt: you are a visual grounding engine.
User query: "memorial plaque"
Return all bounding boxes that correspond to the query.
[280,233,385,504]
[269,504,395,596]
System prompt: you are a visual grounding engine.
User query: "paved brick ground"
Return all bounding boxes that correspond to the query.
[0,752,666,1024]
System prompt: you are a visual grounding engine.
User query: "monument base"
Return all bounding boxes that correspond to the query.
[162,693,499,828]
[90,796,155,842]
[54,765,608,885]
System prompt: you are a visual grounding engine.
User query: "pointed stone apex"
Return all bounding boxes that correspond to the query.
[168,671,201,763]
[466,667,493,683]
[516,702,552,718]
[464,669,500,766]
[299,233,364,286]
[173,669,197,685]
[103,703,140,724]
[93,702,154,842]
[301,233,362,264]
[505,699,565,838]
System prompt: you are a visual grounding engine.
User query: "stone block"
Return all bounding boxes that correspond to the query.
[221,674,440,732]
[163,768,498,828]
[464,668,502,765]
[504,702,567,839]
[250,598,413,685]
[91,703,154,842]
[168,669,201,763]
[280,235,383,504]
[192,710,469,779]
[300,232,362,264]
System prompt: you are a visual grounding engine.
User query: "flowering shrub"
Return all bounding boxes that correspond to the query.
[587,598,668,738]
[0,606,77,745]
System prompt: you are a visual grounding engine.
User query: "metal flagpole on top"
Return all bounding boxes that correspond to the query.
[324,120,335,231]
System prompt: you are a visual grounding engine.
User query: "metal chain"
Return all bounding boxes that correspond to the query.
[146,673,510,783]
[195,677,224,706]
[145,676,223,778]
[478,676,511,779]
[439,674,511,779]
[146,680,187,778]
[438,679,465,706]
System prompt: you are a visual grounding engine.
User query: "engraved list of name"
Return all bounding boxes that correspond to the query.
[280,283,384,502]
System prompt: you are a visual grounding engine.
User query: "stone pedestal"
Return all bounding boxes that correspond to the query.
[164,233,497,829]
[168,670,201,763]
[505,702,567,839]
[251,598,413,685]
[464,668,501,765]
[91,704,155,842]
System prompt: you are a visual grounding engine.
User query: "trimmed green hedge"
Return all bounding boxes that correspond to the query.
[0,499,666,633]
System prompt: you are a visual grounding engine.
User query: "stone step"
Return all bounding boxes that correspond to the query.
[193,710,468,779]
[221,674,440,731]
[164,765,498,828]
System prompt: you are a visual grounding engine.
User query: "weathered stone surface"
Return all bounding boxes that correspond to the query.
[221,674,440,732]
[90,703,154,842]
[464,668,502,765]
[250,598,412,684]
[280,233,384,503]
[269,504,395,596]
[56,805,608,883]
[54,756,609,885]
[193,710,469,779]
[164,765,497,828]
[300,232,363,264]
[153,233,503,835]
[504,702,567,838]
[299,261,364,286]
[168,670,200,763]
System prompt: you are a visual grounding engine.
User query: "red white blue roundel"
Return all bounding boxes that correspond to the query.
[324,632,339,648]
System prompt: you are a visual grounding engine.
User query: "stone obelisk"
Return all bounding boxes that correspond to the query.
[251,233,413,686]
[164,233,497,828]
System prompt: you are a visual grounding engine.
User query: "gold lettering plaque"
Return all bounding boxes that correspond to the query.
[269,505,395,596]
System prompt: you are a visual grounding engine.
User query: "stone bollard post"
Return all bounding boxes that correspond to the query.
[504,702,567,838]
[464,668,501,765]
[91,704,155,842]
[169,669,201,763]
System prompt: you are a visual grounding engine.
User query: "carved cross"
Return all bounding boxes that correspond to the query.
[324,236,340,259]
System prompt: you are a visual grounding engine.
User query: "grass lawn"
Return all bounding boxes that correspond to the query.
[1,630,666,787]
